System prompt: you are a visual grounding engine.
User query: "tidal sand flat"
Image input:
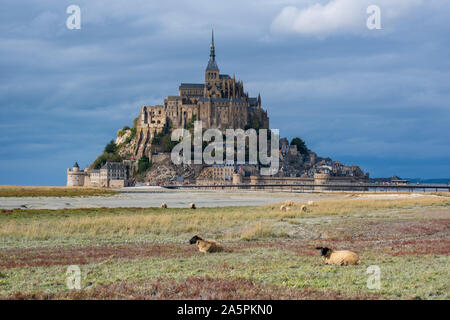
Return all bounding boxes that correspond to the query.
[0,187,432,210]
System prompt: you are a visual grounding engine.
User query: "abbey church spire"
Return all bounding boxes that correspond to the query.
[210,26,215,60]
[206,25,219,72]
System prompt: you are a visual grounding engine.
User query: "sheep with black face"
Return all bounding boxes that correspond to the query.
[315,247,360,266]
[189,235,225,253]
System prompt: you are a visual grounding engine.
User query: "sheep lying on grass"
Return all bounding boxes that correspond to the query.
[161,203,167,209]
[190,203,196,209]
[307,201,315,206]
[315,247,360,266]
[300,205,307,212]
[189,235,226,253]
[280,204,291,212]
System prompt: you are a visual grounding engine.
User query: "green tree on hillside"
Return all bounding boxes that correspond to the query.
[185,115,197,131]
[138,156,152,174]
[104,140,117,154]
[90,152,122,169]
[290,137,308,156]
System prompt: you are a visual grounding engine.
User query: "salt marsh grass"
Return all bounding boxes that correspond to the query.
[0,194,449,299]
[0,186,117,197]
[1,196,448,244]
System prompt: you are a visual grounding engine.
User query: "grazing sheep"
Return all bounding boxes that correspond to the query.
[189,235,225,253]
[284,200,295,207]
[307,201,315,206]
[161,203,167,209]
[300,205,307,212]
[190,203,196,209]
[315,247,360,266]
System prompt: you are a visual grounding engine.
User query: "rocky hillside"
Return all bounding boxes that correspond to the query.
[90,118,368,184]
[115,127,136,159]
[89,119,138,170]
[141,153,204,185]
[89,118,202,183]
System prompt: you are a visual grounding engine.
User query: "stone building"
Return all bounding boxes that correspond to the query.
[67,162,130,188]
[66,162,86,187]
[196,163,236,184]
[75,28,370,189]
[135,28,269,158]
[196,164,259,185]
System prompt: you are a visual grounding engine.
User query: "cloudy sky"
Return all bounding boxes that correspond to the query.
[1,0,449,185]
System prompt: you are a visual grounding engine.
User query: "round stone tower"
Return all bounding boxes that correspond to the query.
[232,173,243,185]
[67,162,86,186]
[314,173,330,191]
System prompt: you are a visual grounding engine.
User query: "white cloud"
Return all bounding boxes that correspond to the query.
[271,0,423,35]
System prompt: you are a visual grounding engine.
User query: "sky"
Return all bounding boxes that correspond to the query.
[0,0,449,185]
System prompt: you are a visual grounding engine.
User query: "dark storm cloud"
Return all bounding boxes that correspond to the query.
[0,0,449,184]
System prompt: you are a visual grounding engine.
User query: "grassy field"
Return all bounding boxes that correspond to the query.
[0,195,449,299]
[0,186,117,197]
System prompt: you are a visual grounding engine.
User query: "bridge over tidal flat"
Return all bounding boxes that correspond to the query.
[158,183,450,193]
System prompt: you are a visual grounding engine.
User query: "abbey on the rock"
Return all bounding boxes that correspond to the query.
[134,28,269,158]
[68,28,369,189]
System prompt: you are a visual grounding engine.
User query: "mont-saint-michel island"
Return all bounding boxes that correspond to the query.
[1,1,449,304]
[67,30,369,190]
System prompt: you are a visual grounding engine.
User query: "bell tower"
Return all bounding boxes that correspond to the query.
[205,26,219,84]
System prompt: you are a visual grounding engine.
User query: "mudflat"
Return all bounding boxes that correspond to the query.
[0,187,433,209]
